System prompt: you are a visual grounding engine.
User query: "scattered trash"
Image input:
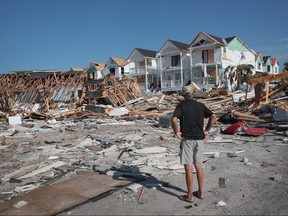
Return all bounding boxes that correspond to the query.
[273,174,282,182]
[13,200,27,208]
[216,200,227,207]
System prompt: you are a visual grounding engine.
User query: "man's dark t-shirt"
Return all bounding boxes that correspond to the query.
[172,99,213,140]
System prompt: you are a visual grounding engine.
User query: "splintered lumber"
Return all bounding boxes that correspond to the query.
[231,110,265,122]
[249,72,288,85]
[205,96,233,107]
[48,108,80,119]
[261,83,288,101]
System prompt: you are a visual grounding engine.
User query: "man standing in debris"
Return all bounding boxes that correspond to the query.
[171,84,217,203]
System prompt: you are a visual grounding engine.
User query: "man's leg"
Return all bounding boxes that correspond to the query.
[184,164,194,200]
[194,163,204,198]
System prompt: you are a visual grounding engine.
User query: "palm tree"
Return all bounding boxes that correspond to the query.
[235,64,254,86]
[224,65,236,90]
[224,64,254,91]
[283,62,288,72]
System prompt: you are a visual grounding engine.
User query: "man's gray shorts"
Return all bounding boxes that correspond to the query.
[180,139,203,164]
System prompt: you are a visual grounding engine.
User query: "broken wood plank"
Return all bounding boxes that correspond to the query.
[0,172,133,216]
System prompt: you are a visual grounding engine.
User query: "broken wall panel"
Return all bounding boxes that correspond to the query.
[51,88,80,102]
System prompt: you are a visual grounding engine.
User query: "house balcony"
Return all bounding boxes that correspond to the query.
[162,66,181,72]
[161,79,190,92]
[192,76,216,89]
[129,66,160,76]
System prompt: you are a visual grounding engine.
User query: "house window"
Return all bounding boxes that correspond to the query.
[121,67,124,75]
[267,65,271,72]
[109,68,115,75]
[199,39,206,45]
[258,63,261,70]
[223,47,227,58]
[146,59,152,66]
[175,74,181,80]
[139,61,145,66]
[202,50,208,63]
[171,55,180,67]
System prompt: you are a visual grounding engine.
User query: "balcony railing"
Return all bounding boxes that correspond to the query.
[162,66,181,71]
[161,79,190,89]
[137,83,146,90]
[192,76,216,88]
[129,66,159,76]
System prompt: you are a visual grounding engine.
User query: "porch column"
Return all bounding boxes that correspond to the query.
[160,55,163,88]
[145,58,148,91]
[216,63,218,85]
[203,63,207,85]
[180,51,183,86]
[189,50,193,81]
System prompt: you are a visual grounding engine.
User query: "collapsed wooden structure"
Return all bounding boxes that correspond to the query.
[1,70,288,124]
[0,71,84,112]
[79,77,143,107]
[0,70,144,114]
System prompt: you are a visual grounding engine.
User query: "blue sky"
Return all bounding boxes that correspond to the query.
[1,0,288,74]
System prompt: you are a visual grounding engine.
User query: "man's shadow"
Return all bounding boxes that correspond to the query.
[110,164,186,198]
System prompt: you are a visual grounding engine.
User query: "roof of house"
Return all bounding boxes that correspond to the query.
[255,52,264,62]
[111,57,126,66]
[167,39,189,50]
[225,36,237,44]
[190,32,225,47]
[70,68,85,72]
[28,71,82,79]
[203,32,227,45]
[135,48,157,58]
[263,56,271,63]
[271,58,279,66]
[91,62,105,70]
[189,32,255,54]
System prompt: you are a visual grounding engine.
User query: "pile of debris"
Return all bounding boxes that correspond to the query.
[0,72,288,215]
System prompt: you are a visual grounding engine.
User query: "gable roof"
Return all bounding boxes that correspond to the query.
[225,36,237,44]
[70,68,85,72]
[271,58,279,66]
[135,48,157,58]
[157,39,189,54]
[91,62,105,70]
[255,52,263,61]
[111,57,126,66]
[190,32,225,47]
[167,39,189,50]
[263,56,271,64]
[189,31,255,54]
[204,32,228,45]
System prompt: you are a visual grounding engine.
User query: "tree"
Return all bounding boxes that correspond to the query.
[224,64,254,91]
[283,62,288,72]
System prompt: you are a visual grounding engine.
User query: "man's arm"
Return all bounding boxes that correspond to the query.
[204,114,217,132]
[171,116,183,139]
[204,114,217,141]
